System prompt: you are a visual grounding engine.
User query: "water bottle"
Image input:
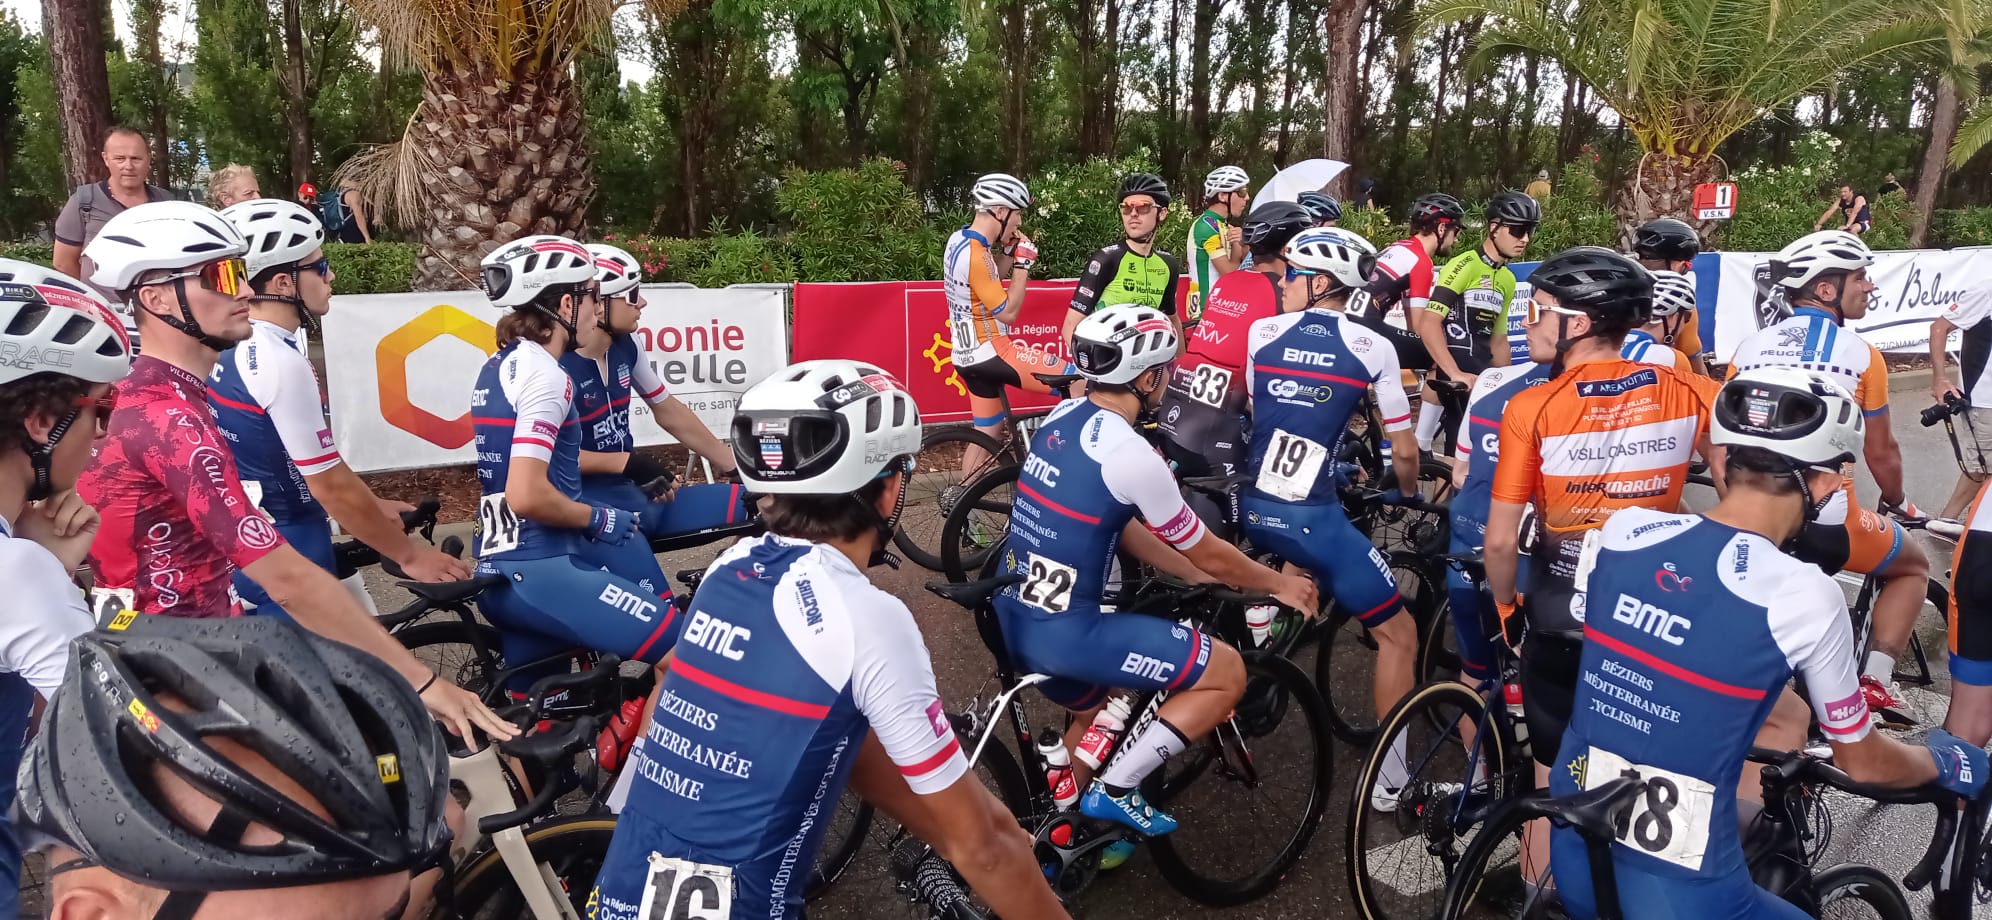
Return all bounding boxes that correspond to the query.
[1245,604,1278,648]
[1036,729,1079,809]
[1074,695,1134,770]
[1503,680,1529,747]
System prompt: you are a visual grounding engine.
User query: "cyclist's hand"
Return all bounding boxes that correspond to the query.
[1224,226,1243,250]
[586,504,640,545]
[1497,600,1523,651]
[421,678,520,743]
[1380,487,1407,506]
[1925,727,1989,799]
[1012,237,1039,272]
[376,497,418,521]
[640,478,678,503]
[20,489,99,571]
[401,546,473,583]
[1274,573,1319,619]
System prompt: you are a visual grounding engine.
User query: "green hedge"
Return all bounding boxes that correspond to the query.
[1933,208,1992,247]
[0,239,418,294]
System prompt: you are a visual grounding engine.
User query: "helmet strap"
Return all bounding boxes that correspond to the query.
[860,460,911,568]
[530,293,581,346]
[250,269,320,336]
[26,407,80,502]
[1789,468,1834,524]
[144,277,237,353]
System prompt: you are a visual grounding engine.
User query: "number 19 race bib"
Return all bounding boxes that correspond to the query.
[1256,429,1328,502]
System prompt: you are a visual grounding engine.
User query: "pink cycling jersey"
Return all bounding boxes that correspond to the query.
[80,356,287,618]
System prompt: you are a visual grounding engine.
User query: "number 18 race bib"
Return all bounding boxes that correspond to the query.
[1582,746,1716,871]
[636,853,734,920]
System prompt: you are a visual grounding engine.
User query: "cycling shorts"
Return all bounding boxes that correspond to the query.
[1239,495,1403,628]
[481,554,682,693]
[234,515,334,623]
[579,477,753,541]
[1549,829,1808,920]
[1789,506,1904,577]
[1520,633,1582,768]
[957,336,1065,427]
[992,596,1213,711]
[1159,392,1249,478]
[1445,520,1497,682]
[1951,523,1992,686]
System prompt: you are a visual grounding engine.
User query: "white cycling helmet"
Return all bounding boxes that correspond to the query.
[587,244,642,298]
[1204,165,1250,197]
[220,198,325,279]
[1770,230,1873,292]
[1072,303,1178,386]
[971,173,1032,212]
[0,260,132,385]
[1711,366,1863,470]
[479,235,595,309]
[84,201,248,296]
[732,360,923,495]
[1647,269,1695,318]
[1285,227,1377,289]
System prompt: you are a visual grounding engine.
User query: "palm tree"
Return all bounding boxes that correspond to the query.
[1909,0,1990,246]
[337,0,685,289]
[1422,0,1957,237]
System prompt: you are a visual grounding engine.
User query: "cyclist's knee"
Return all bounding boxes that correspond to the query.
[1371,612,1418,653]
[1192,640,1245,696]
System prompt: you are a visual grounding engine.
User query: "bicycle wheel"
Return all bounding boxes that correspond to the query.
[1435,790,1552,920]
[878,735,1035,920]
[939,464,1018,583]
[1372,457,1457,555]
[445,814,615,918]
[1352,680,1523,920]
[397,621,506,703]
[1313,551,1444,745]
[895,426,1006,572]
[1811,864,1913,920]
[805,788,875,900]
[1147,651,1333,906]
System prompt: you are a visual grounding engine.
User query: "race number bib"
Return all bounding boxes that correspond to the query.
[476,492,522,557]
[1583,747,1715,871]
[636,853,734,920]
[951,315,975,349]
[1019,554,1077,613]
[89,587,138,630]
[1256,429,1329,502]
[1186,365,1231,408]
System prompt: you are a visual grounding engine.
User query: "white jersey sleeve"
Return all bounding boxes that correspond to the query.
[1457,364,1524,464]
[239,331,342,474]
[1347,318,1410,429]
[1243,313,1305,395]
[1940,288,1992,332]
[0,538,93,697]
[847,582,968,794]
[631,346,670,404]
[1767,565,1873,742]
[499,344,573,464]
[1101,433,1207,550]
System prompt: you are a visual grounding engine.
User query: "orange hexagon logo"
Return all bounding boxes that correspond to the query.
[377,305,496,448]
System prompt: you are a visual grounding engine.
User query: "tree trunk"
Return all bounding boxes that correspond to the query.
[406,62,594,291]
[45,0,113,188]
[1160,0,1184,185]
[1617,154,1719,246]
[1516,53,1541,171]
[1188,0,1217,156]
[129,0,171,186]
[901,28,939,192]
[1910,76,1960,248]
[1274,1,1301,162]
[794,25,835,169]
[1322,0,1367,193]
[1002,0,1030,171]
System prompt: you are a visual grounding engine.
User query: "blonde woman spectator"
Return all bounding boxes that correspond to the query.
[207,164,261,208]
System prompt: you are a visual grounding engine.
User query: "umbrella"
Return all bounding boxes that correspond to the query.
[1251,159,1350,213]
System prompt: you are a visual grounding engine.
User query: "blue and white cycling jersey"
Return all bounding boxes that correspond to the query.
[208,320,339,522]
[1548,508,1871,913]
[1451,362,1554,541]
[561,334,669,466]
[1242,308,1409,506]
[471,341,584,565]
[592,534,967,920]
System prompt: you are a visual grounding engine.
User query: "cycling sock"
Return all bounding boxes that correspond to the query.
[1377,731,1411,791]
[1864,650,1895,683]
[1100,717,1189,794]
[1415,405,1443,452]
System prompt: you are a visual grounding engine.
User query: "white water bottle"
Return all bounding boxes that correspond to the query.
[1036,729,1079,809]
[1074,695,1134,770]
[1245,604,1278,648]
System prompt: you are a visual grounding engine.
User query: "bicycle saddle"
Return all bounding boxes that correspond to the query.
[1526,776,1646,842]
[925,574,1023,609]
[1033,372,1084,390]
[400,574,506,605]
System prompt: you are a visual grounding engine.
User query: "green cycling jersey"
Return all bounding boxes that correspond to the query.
[1428,248,1517,374]
[1071,242,1183,317]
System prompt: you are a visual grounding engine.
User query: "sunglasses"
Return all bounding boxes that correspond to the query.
[298,257,331,278]
[1524,299,1589,326]
[1120,203,1159,217]
[157,257,249,296]
[1498,222,1538,239]
[75,390,117,436]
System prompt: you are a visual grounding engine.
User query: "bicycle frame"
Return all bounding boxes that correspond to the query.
[450,744,579,920]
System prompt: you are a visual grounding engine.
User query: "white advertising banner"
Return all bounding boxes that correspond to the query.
[322,285,789,473]
[1710,247,1992,361]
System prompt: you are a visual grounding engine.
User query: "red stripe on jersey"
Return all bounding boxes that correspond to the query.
[671,658,831,720]
[1583,626,1767,701]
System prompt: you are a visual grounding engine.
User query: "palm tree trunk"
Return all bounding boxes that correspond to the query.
[1911,76,1960,248]
[279,0,315,191]
[407,62,594,290]
[1323,0,1368,191]
[1617,155,1719,246]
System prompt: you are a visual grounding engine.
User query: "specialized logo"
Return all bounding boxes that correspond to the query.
[1654,562,1691,592]
[376,305,498,449]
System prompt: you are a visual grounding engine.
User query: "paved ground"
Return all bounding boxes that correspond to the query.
[19,369,1983,917]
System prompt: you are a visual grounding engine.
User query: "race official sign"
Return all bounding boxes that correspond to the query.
[1693,183,1738,220]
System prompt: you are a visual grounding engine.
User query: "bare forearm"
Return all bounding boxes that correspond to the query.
[1485,502,1525,601]
[1835,736,1940,788]
[579,449,630,476]
[1871,444,1906,503]
[1185,537,1282,594]
[1414,311,1459,376]
[1931,319,1955,384]
[506,462,595,527]
[1123,522,1211,583]
[250,552,429,685]
[306,466,419,565]
[995,272,1030,324]
[953,835,1072,920]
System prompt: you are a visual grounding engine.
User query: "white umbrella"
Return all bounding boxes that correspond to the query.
[1251,159,1351,213]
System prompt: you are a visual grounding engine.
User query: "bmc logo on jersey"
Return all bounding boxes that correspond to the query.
[599,584,658,623]
[1121,653,1177,683]
[1611,594,1691,646]
[1280,347,1336,368]
[683,610,752,660]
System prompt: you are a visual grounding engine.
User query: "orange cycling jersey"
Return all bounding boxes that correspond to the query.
[1492,358,1717,533]
[944,227,1014,369]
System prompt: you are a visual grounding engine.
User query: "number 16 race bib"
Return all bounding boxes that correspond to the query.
[636,853,734,920]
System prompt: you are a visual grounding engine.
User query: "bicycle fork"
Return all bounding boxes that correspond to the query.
[453,746,581,920]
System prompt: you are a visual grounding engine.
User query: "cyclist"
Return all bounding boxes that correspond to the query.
[998,302,1317,836]
[19,615,454,920]
[1815,184,1872,237]
[1064,172,1184,349]
[592,360,1070,920]
[1356,192,1463,374]
[76,201,510,742]
[1629,217,1707,374]
[1727,229,1932,723]
[945,173,1063,476]
[0,261,129,916]
[1298,190,1342,228]
[471,235,689,696]
[1618,269,1696,374]
[1546,367,1986,920]
[565,243,751,546]
[1158,201,1311,479]
[1946,476,1992,746]
[1237,227,1428,808]
[1187,165,1251,324]
[209,198,470,621]
[1415,191,1537,453]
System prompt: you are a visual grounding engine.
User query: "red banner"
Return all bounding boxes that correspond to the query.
[791,281,1082,423]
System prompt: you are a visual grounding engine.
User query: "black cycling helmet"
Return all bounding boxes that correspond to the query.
[1486,190,1542,227]
[1408,193,1465,230]
[1118,172,1172,209]
[1241,201,1312,255]
[1297,191,1342,224]
[1632,218,1702,263]
[18,615,451,897]
[1528,246,1653,336]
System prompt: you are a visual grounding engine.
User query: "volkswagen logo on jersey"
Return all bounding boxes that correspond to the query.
[759,437,785,470]
[1655,562,1692,592]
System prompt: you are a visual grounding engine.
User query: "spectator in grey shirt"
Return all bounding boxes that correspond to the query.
[52,126,175,295]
